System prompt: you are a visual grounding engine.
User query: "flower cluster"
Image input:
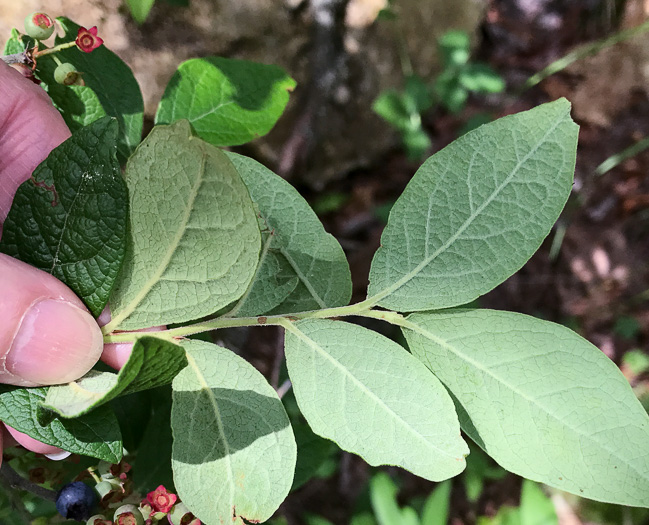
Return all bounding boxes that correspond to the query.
[11,12,105,86]
[83,476,200,525]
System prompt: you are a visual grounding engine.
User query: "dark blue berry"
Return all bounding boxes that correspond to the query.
[56,481,98,521]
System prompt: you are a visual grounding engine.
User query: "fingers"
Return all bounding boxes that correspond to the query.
[0,254,103,386]
[96,308,164,369]
[4,425,62,456]
[0,61,71,232]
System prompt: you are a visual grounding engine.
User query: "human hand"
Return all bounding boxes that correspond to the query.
[0,62,105,460]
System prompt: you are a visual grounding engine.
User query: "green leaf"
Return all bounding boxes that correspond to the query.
[105,121,261,331]
[110,391,152,452]
[3,28,27,54]
[55,17,144,160]
[373,91,410,129]
[42,337,187,418]
[134,387,175,493]
[519,480,558,525]
[370,473,405,525]
[126,0,156,23]
[171,340,296,525]
[0,117,127,317]
[404,75,433,114]
[367,99,578,312]
[462,441,506,502]
[291,422,339,491]
[478,507,521,525]
[438,30,470,67]
[284,319,468,481]
[403,128,431,160]
[0,387,122,462]
[226,153,352,314]
[155,57,296,147]
[460,64,506,94]
[403,309,649,506]
[228,232,299,317]
[421,480,452,525]
[436,73,468,114]
[48,85,108,130]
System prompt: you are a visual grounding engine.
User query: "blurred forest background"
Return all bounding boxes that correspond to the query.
[2,0,649,524]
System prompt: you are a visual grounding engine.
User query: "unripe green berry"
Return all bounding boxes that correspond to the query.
[168,502,200,525]
[114,504,144,525]
[86,515,111,525]
[54,63,83,86]
[96,460,115,479]
[24,12,55,40]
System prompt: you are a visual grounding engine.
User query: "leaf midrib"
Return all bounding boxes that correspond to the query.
[288,323,463,460]
[370,113,568,306]
[106,151,208,331]
[405,317,649,485]
[184,351,235,514]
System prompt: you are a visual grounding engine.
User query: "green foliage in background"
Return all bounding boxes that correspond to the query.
[373,30,505,159]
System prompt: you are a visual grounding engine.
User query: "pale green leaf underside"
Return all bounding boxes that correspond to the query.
[155,57,296,147]
[43,338,187,418]
[227,153,352,315]
[172,340,296,525]
[284,319,468,481]
[106,121,261,331]
[368,99,578,311]
[403,310,649,506]
[231,233,299,317]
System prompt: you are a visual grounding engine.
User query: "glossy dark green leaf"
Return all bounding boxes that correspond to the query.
[0,117,127,317]
[54,17,144,160]
[0,387,121,462]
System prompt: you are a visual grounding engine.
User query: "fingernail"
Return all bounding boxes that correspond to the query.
[7,299,103,385]
[45,450,72,461]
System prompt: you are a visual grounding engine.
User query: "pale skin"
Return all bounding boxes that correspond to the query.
[0,62,133,465]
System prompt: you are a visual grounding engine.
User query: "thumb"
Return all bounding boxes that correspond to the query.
[0,253,103,386]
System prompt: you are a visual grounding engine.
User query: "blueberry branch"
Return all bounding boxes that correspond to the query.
[0,463,57,502]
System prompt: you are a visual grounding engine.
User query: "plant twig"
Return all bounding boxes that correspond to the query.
[0,463,57,502]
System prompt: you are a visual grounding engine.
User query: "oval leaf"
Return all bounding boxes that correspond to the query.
[367,99,578,312]
[226,153,352,315]
[284,319,468,481]
[105,120,261,331]
[156,57,295,147]
[0,117,127,317]
[172,340,296,525]
[55,17,144,161]
[403,310,649,506]
[43,337,187,418]
[0,387,122,462]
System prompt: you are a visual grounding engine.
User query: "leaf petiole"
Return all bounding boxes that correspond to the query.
[102,297,404,344]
